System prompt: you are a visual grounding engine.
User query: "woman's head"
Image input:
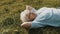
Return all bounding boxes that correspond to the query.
[26,12,37,21]
[20,5,37,22]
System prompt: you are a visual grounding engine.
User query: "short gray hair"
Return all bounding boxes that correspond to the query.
[20,5,37,22]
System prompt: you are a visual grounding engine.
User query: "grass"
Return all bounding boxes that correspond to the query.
[0,0,60,34]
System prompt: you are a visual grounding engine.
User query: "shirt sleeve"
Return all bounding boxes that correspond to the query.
[30,10,52,28]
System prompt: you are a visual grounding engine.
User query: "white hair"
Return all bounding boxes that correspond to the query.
[20,5,37,22]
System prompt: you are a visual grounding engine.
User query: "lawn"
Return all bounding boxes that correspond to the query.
[0,0,60,34]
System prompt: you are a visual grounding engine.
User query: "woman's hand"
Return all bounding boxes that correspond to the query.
[21,22,31,29]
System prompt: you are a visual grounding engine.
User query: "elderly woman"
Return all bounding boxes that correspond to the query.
[20,6,60,29]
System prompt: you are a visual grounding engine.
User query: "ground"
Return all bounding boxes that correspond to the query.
[0,0,60,34]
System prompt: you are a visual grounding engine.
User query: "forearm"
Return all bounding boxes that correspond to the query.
[30,21,45,29]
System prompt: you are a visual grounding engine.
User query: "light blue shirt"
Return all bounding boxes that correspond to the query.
[30,7,60,28]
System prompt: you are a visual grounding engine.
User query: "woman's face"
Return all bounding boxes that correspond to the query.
[26,13,37,21]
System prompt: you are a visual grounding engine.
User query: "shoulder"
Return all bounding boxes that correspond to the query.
[36,7,48,14]
[34,10,53,22]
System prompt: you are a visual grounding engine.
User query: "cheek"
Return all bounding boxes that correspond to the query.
[30,14,35,19]
[29,14,36,20]
[26,13,36,21]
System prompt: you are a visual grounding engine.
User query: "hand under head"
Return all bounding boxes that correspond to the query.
[21,22,32,29]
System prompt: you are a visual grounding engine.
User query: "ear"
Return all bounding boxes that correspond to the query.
[26,5,32,10]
